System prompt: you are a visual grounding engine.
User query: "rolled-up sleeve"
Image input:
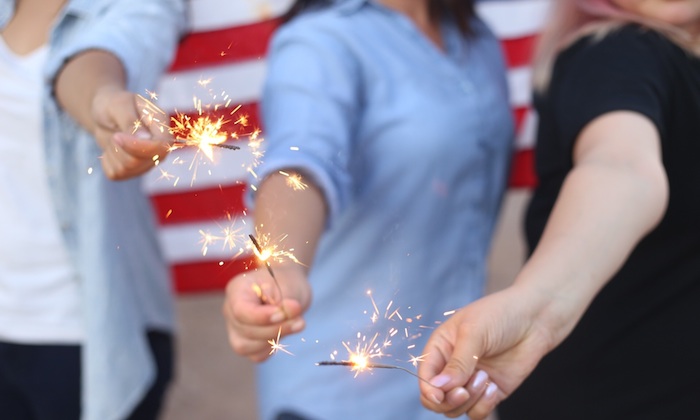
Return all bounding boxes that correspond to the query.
[47,0,187,90]
[253,21,361,226]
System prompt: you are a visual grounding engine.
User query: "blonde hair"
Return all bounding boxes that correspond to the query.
[533,0,698,91]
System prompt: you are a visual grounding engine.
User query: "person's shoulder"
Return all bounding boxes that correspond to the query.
[273,4,356,44]
[560,24,668,66]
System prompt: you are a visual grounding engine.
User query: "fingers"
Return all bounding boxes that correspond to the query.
[222,273,307,362]
[440,370,500,419]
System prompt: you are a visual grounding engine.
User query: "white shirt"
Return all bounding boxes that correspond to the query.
[0,36,82,343]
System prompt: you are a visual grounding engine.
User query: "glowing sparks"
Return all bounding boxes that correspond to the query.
[279,171,308,191]
[196,215,248,257]
[315,360,437,388]
[268,327,293,356]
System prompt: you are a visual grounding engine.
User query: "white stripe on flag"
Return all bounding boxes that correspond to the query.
[477,0,551,39]
[158,217,254,263]
[157,60,267,111]
[143,140,261,194]
[507,66,532,109]
[187,0,294,32]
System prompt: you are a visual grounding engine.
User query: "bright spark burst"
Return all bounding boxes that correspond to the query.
[278,171,308,191]
[268,327,293,356]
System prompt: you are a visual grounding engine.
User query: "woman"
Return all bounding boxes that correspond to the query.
[0,0,185,419]
[221,0,514,419]
[418,0,700,419]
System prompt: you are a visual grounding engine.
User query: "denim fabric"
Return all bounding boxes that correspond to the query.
[0,1,186,419]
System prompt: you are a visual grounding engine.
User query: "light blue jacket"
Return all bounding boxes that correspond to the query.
[0,1,186,419]
[252,0,514,419]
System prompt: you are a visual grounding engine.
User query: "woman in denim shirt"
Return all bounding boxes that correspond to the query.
[222,0,514,419]
[0,0,185,419]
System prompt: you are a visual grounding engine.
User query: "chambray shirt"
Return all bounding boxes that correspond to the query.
[0,1,185,419]
[252,1,514,419]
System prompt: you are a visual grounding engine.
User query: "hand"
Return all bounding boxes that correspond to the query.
[222,264,312,362]
[418,285,555,419]
[91,86,172,180]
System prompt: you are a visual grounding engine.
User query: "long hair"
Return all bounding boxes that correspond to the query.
[533,0,697,91]
[281,0,475,35]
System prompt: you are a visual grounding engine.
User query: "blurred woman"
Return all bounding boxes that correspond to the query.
[222,0,514,419]
[0,1,185,418]
[418,0,700,419]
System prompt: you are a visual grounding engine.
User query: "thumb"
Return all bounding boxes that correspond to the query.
[421,325,483,405]
[113,131,170,160]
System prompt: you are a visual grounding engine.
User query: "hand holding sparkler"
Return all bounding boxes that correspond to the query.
[222,262,311,362]
[417,287,553,420]
[93,88,172,180]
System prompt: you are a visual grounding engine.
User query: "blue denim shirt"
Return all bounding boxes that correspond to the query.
[0,1,185,419]
[252,1,514,419]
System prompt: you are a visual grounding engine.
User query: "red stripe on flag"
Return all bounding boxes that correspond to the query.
[509,148,537,188]
[152,184,248,225]
[172,256,258,293]
[169,19,281,72]
[513,106,528,132]
[501,35,538,68]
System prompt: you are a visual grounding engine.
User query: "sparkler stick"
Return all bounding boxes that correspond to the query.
[315,361,439,388]
[249,234,289,318]
[173,138,240,150]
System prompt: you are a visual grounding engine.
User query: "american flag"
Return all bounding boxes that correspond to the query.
[144,0,551,293]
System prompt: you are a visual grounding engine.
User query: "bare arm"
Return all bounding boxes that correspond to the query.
[54,49,171,180]
[223,170,328,362]
[418,111,669,419]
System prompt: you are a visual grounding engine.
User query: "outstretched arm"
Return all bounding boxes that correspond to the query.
[54,49,171,180]
[223,171,328,362]
[418,111,669,419]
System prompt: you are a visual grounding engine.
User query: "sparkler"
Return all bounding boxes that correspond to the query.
[315,360,438,388]
[249,233,289,318]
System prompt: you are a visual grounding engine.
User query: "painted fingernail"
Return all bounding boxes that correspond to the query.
[453,386,470,402]
[485,382,498,398]
[429,374,450,388]
[472,370,488,389]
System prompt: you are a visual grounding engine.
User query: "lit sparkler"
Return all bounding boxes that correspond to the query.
[315,360,437,388]
[268,326,293,356]
[249,233,289,318]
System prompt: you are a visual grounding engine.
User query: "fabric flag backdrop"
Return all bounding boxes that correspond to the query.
[144,0,551,293]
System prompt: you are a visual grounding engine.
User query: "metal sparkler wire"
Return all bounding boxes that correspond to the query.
[173,138,240,150]
[249,234,289,319]
[315,361,439,388]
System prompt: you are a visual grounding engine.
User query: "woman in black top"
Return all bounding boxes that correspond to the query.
[416,1,700,419]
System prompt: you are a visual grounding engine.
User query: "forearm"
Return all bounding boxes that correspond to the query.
[253,171,328,270]
[54,49,127,135]
[515,153,668,349]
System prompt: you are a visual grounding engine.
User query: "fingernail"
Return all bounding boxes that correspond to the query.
[454,386,470,401]
[290,319,304,332]
[485,382,498,398]
[429,374,450,388]
[472,370,488,389]
[135,129,151,139]
[270,311,285,323]
[430,393,442,405]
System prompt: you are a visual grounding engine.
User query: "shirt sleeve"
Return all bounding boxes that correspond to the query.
[252,17,362,226]
[47,0,187,91]
[547,26,671,152]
